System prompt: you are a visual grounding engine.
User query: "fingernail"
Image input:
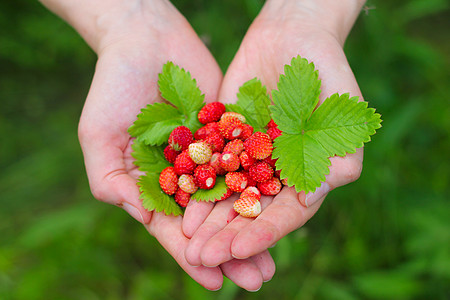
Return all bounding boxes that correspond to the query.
[305,182,330,207]
[247,286,262,292]
[122,203,145,224]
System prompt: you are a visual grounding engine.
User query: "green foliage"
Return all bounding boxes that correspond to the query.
[191,177,228,202]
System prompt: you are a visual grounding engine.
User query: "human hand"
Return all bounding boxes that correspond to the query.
[183,0,366,270]
[41,0,274,290]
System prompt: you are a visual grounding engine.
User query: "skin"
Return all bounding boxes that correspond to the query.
[183,0,366,270]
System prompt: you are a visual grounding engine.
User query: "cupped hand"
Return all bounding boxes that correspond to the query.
[76,0,273,290]
[183,0,365,269]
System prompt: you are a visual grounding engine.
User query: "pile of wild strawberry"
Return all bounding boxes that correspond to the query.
[158,102,285,218]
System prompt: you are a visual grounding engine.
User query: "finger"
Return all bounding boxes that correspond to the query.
[230,186,323,260]
[185,195,239,267]
[146,212,224,291]
[182,200,215,238]
[250,250,276,283]
[300,148,363,207]
[220,259,263,292]
[199,196,273,266]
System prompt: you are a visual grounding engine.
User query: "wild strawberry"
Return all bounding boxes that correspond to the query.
[221,112,246,123]
[240,124,254,140]
[202,132,225,152]
[257,177,282,196]
[219,151,240,172]
[225,172,248,192]
[274,169,282,178]
[164,145,180,164]
[218,116,244,140]
[239,151,256,171]
[175,189,191,207]
[267,119,278,128]
[174,150,197,175]
[240,186,261,200]
[244,132,273,160]
[281,177,289,186]
[243,171,258,187]
[198,102,226,124]
[188,142,212,164]
[178,174,198,194]
[209,152,227,175]
[194,165,216,189]
[223,139,244,156]
[233,196,261,218]
[216,188,233,202]
[159,167,178,195]
[249,161,274,183]
[262,156,278,169]
[267,127,282,141]
[194,122,221,140]
[168,126,193,151]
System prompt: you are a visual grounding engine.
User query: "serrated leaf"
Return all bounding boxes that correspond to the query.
[191,177,228,202]
[230,78,271,131]
[138,173,183,216]
[271,56,321,134]
[131,140,170,173]
[158,62,205,115]
[270,56,382,193]
[128,102,183,145]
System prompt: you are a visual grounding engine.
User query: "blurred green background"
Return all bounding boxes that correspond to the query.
[1,0,449,299]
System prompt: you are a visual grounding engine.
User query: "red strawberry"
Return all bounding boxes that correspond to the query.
[243,171,258,187]
[175,189,191,207]
[240,124,254,140]
[216,188,233,202]
[223,139,244,156]
[219,151,240,172]
[168,126,193,151]
[188,142,212,164]
[239,151,256,171]
[202,132,225,152]
[274,169,282,178]
[233,196,261,218]
[244,132,273,160]
[249,161,274,183]
[267,127,282,141]
[221,112,246,123]
[198,102,226,124]
[240,186,261,200]
[267,119,278,128]
[194,122,221,140]
[218,116,244,140]
[174,150,197,175]
[225,172,248,192]
[257,177,282,196]
[178,174,198,194]
[164,145,180,164]
[194,165,216,189]
[209,152,227,175]
[159,167,178,195]
[262,156,277,169]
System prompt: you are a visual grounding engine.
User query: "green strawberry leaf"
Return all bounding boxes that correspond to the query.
[226,78,271,131]
[138,173,183,216]
[270,56,382,193]
[191,177,229,202]
[131,140,170,173]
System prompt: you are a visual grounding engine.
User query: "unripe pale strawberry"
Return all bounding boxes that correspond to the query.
[225,171,248,192]
[219,151,240,172]
[223,139,244,156]
[178,174,198,194]
[168,126,193,151]
[239,151,256,171]
[249,161,274,183]
[194,122,221,140]
[244,132,273,160]
[233,196,261,218]
[164,145,180,164]
[188,142,212,164]
[240,186,261,200]
[194,165,216,189]
[174,150,197,175]
[175,189,191,207]
[159,167,178,195]
[198,102,226,124]
[257,177,282,196]
[221,112,246,123]
[209,152,227,175]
